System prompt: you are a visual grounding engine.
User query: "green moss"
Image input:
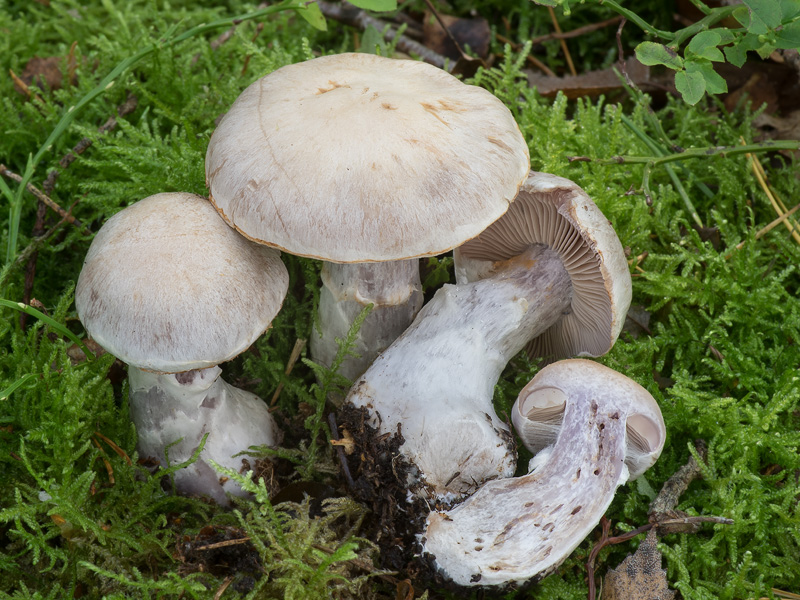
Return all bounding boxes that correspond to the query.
[1,1,799,598]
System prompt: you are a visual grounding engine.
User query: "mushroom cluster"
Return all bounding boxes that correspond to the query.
[344,171,633,502]
[73,52,666,587]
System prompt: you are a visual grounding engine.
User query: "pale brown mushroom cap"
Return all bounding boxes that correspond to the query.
[75,192,289,373]
[454,171,631,358]
[205,52,530,263]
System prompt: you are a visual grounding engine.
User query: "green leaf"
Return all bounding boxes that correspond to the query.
[756,40,778,57]
[724,43,748,67]
[687,30,722,52]
[675,69,706,105]
[347,0,397,9]
[360,25,386,55]
[635,42,684,70]
[296,2,327,31]
[687,31,725,61]
[776,19,800,47]
[741,0,782,33]
[689,61,728,94]
[715,28,738,45]
[780,0,800,19]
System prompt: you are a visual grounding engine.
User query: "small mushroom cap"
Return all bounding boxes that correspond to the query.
[75,192,289,373]
[205,52,530,263]
[513,359,665,479]
[454,171,631,359]
[423,359,665,587]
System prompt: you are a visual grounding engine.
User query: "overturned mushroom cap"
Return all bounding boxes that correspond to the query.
[205,52,530,263]
[422,360,665,587]
[75,192,289,373]
[454,171,631,358]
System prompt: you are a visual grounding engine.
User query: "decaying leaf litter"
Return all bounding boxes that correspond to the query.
[1,0,799,598]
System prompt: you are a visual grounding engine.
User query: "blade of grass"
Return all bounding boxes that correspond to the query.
[0,299,94,359]
[1,0,312,263]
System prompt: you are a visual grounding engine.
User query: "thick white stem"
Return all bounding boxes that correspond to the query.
[311,260,423,389]
[422,386,629,587]
[346,246,572,501]
[129,366,282,505]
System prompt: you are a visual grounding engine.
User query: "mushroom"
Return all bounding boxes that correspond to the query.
[205,52,529,386]
[345,172,632,501]
[422,359,666,587]
[75,192,289,505]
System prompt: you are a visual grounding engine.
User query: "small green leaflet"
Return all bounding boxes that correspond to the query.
[297,2,327,31]
[635,42,684,70]
[347,0,398,11]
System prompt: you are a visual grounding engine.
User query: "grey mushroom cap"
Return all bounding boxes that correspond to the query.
[454,171,631,359]
[75,192,289,373]
[422,359,666,587]
[205,52,530,263]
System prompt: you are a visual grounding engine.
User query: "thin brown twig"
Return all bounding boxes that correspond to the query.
[212,577,234,600]
[20,198,48,329]
[94,431,134,466]
[745,144,800,246]
[422,0,468,60]
[195,537,252,551]
[0,164,89,234]
[616,17,633,87]
[329,412,356,490]
[270,338,307,406]
[0,204,78,289]
[530,16,624,45]
[548,7,577,76]
[9,68,45,105]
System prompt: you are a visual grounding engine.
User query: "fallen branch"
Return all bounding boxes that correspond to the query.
[317,1,450,70]
[0,164,89,234]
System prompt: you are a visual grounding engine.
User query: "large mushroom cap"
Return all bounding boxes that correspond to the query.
[205,52,530,263]
[454,171,631,359]
[75,192,289,373]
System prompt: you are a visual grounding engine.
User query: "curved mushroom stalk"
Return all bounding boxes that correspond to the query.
[422,360,665,587]
[129,365,283,506]
[346,245,573,501]
[311,259,424,389]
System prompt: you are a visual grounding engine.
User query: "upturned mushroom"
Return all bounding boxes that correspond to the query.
[422,359,666,587]
[205,52,529,385]
[344,172,632,501]
[75,192,289,505]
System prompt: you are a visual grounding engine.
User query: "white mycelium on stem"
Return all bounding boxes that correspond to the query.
[348,246,573,501]
[129,366,282,506]
[76,193,289,504]
[205,52,529,386]
[422,360,666,588]
[346,172,632,502]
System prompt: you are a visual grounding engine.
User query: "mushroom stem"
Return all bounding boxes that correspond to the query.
[422,360,665,587]
[129,365,282,506]
[345,244,573,501]
[311,259,423,389]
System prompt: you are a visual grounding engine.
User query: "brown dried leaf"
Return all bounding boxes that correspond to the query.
[14,55,77,96]
[602,529,675,600]
[422,11,490,62]
[526,57,661,99]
